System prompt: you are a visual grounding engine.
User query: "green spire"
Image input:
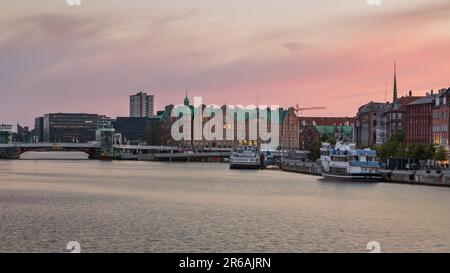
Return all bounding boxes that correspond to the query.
[393,62,398,102]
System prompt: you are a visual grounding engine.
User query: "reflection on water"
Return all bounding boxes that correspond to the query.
[1,152,450,253]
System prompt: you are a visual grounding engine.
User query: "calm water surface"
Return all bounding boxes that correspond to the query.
[1,152,450,253]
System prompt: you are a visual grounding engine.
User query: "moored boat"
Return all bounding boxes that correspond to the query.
[229,145,262,169]
[319,142,382,181]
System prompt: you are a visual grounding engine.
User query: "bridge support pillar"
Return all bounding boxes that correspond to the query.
[0,125,13,145]
[0,125,18,159]
[0,147,20,159]
[94,128,116,160]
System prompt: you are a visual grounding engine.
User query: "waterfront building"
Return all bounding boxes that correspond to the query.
[42,113,111,143]
[298,126,321,151]
[130,92,155,117]
[298,117,355,150]
[14,124,33,143]
[354,102,388,147]
[113,117,148,144]
[405,91,439,145]
[34,117,44,142]
[98,115,114,129]
[432,88,450,149]
[0,124,13,144]
[167,95,250,149]
[159,95,300,150]
[157,105,178,146]
[280,107,299,150]
[382,91,422,141]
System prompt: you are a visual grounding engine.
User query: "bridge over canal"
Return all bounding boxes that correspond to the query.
[0,142,234,160]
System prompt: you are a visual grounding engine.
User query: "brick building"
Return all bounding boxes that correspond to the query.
[161,96,299,150]
[382,91,422,141]
[432,88,450,149]
[280,107,299,150]
[405,91,439,145]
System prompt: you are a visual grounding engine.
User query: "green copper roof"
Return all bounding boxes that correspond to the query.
[315,125,353,141]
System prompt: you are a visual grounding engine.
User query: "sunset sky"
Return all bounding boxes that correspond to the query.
[1,0,450,126]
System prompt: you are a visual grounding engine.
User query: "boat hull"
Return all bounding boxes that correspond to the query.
[321,172,382,182]
[230,163,262,170]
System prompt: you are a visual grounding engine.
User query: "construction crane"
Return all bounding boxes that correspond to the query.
[294,104,328,116]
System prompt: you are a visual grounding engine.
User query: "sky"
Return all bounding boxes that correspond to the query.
[1,0,450,126]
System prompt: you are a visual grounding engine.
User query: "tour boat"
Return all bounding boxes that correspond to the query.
[319,142,382,181]
[229,145,262,169]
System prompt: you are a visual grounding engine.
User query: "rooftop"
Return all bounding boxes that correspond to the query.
[407,93,439,106]
[357,101,387,114]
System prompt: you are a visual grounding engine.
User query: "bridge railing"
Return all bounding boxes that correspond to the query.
[0,143,235,153]
[0,143,101,148]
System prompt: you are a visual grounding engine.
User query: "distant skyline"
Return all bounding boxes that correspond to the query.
[1,0,450,126]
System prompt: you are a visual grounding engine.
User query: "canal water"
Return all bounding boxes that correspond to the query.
[1,152,450,253]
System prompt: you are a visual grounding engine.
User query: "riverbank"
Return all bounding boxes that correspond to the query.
[381,170,450,187]
[280,161,321,176]
[279,161,450,187]
[13,152,450,188]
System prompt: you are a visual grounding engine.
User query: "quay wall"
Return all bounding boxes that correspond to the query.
[279,161,450,188]
[381,170,450,187]
[281,161,321,176]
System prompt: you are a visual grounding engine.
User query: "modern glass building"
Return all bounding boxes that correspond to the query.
[42,113,109,143]
[0,124,13,144]
[113,117,162,145]
[34,117,44,142]
[114,117,148,144]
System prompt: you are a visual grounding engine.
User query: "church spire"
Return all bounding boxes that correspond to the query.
[184,89,190,106]
[393,62,398,102]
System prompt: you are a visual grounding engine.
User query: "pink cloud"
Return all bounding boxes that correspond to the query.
[1,1,450,126]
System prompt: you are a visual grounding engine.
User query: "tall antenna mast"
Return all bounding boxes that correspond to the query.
[393,61,398,102]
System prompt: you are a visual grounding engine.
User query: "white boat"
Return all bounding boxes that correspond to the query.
[230,145,262,169]
[319,142,382,181]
